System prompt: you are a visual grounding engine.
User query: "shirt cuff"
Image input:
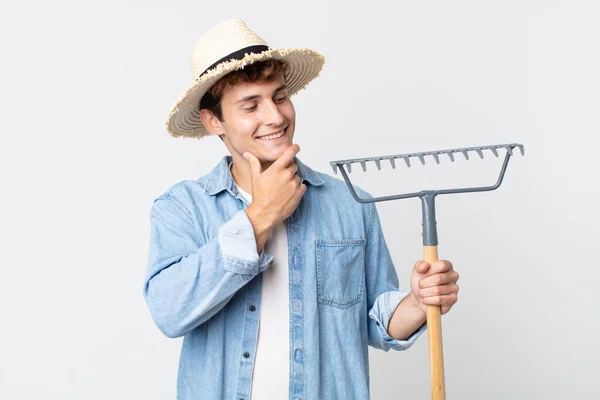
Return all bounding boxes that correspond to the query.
[218,210,273,275]
[369,290,427,351]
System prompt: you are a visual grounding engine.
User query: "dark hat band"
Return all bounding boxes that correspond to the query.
[198,45,270,110]
[198,45,270,79]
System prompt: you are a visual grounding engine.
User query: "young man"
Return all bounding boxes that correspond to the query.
[144,18,459,400]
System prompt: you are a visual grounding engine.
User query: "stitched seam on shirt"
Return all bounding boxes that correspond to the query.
[164,194,194,221]
[384,291,393,326]
[316,239,366,246]
[365,201,376,242]
[155,195,204,247]
[222,255,257,274]
[203,169,213,194]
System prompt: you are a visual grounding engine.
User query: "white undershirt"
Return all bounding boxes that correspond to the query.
[235,183,290,400]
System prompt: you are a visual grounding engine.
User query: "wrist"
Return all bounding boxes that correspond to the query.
[245,204,275,231]
[245,204,274,251]
[387,292,427,340]
[406,292,427,320]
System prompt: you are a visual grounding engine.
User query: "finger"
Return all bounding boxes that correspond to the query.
[243,152,262,179]
[292,183,307,201]
[420,293,458,307]
[419,271,459,288]
[273,144,300,168]
[414,261,430,275]
[283,163,299,182]
[300,183,307,197]
[441,304,455,315]
[419,283,459,299]
[284,183,307,213]
[429,260,453,274]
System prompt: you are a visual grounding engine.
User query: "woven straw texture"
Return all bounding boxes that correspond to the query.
[166,18,325,138]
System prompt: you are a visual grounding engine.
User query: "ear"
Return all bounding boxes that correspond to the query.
[200,109,224,135]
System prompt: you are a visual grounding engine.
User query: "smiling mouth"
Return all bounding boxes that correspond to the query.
[257,129,286,141]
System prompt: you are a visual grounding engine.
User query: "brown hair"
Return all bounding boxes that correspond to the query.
[199,59,290,121]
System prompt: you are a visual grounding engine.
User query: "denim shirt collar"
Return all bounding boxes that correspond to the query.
[203,155,325,196]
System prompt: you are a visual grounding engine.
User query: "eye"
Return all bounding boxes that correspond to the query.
[243,105,257,112]
[274,93,288,103]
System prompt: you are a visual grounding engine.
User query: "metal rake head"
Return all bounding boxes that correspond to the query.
[329,142,525,246]
[329,143,525,205]
[329,143,524,175]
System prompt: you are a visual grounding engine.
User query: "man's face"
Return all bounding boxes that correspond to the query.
[216,73,295,167]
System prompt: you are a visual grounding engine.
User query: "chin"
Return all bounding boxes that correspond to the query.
[259,151,286,163]
[260,143,294,161]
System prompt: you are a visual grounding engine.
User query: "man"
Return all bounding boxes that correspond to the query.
[144,18,459,400]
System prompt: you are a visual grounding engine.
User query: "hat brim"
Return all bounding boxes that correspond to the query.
[165,48,325,138]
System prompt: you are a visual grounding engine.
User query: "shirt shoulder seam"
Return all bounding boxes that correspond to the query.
[156,193,194,222]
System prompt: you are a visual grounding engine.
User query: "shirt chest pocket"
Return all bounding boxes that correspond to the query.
[316,239,367,309]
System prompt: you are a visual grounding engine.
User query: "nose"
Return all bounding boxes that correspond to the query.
[262,99,285,127]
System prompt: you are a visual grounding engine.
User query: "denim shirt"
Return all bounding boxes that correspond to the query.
[144,156,426,400]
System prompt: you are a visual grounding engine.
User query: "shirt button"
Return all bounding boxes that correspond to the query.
[376,321,380,326]
[243,352,250,358]
[249,305,256,312]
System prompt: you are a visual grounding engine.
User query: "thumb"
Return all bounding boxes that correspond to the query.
[415,260,430,275]
[243,152,262,179]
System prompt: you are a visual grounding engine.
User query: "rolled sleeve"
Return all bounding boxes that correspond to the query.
[218,210,273,275]
[369,290,427,351]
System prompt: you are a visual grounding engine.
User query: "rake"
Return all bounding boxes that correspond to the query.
[329,143,525,400]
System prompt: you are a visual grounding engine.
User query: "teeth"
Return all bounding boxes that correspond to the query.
[258,130,284,140]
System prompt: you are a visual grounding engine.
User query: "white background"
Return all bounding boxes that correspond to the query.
[1,0,599,399]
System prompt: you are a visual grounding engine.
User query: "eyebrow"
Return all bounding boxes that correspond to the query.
[234,84,288,105]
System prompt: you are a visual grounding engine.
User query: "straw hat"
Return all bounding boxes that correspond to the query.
[165,18,325,138]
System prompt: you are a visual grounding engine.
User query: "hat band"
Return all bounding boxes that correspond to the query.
[199,45,270,78]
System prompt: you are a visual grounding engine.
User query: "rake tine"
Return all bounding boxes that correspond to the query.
[329,142,524,179]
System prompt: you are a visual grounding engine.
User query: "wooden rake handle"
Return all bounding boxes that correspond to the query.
[424,245,446,400]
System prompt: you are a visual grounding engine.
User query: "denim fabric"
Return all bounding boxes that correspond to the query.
[144,156,426,400]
